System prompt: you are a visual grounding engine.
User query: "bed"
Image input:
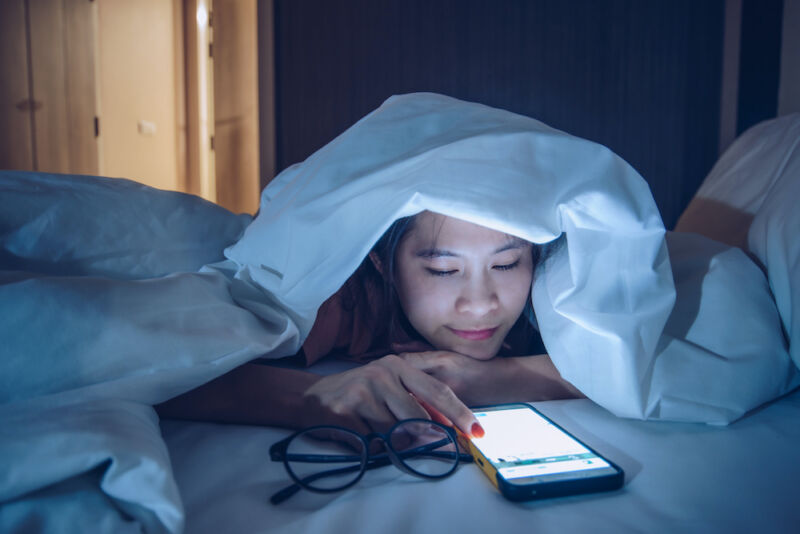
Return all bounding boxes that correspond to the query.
[161,386,800,533]
[1,97,798,533]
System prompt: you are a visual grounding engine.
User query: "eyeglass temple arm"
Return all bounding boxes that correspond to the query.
[272,433,457,464]
[269,456,393,505]
[270,483,302,505]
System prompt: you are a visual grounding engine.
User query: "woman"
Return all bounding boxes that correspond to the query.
[157,209,580,436]
[155,91,679,434]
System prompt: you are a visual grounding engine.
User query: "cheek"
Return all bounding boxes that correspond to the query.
[396,272,449,330]
[500,268,533,312]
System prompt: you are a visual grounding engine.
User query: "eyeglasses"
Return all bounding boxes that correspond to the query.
[269,419,473,504]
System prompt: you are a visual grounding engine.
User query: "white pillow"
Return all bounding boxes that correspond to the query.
[676,113,800,369]
[0,170,251,279]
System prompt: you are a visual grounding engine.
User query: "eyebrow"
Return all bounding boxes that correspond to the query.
[416,239,529,259]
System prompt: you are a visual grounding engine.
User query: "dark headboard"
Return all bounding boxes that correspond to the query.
[260,0,783,229]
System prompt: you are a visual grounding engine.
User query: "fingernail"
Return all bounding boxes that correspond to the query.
[471,422,485,438]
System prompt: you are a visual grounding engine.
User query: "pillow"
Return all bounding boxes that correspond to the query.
[675,113,800,369]
[0,170,251,279]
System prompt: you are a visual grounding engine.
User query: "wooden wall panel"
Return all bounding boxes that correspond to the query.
[28,0,70,173]
[63,0,99,175]
[0,0,34,171]
[213,0,260,214]
[269,0,726,229]
[172,0,187,193]
[778,0,800,116]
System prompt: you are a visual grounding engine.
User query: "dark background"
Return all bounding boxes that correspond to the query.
[262,0,783,229]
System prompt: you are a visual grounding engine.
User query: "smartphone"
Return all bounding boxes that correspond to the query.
[463,403,623,501]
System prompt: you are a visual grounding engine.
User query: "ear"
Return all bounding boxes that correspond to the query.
[368,250,385,276]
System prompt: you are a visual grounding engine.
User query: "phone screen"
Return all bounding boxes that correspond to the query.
[470,405,616,483]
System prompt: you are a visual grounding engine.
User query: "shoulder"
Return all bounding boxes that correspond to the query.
[302,269,385,364]
[302,291,347,365]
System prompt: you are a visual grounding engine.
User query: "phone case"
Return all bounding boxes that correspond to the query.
[462,403,624,502]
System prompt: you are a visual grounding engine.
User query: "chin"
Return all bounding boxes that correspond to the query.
[427,331,502,360]
[453,344,499,361]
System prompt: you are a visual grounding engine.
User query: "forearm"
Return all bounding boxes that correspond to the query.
[450,354,584,406]
[155,362,322,429]
[499,354,584,402]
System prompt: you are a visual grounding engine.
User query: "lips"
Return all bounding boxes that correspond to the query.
[448,327,498,341]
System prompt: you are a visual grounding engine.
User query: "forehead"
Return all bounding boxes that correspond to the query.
[404,211,527,250]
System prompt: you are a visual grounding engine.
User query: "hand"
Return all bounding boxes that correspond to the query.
[301,354,482,437]
[401,351,584,405]
[399,350,493,406]
[353,340,435,362]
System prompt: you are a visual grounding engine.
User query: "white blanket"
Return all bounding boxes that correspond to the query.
[1,94,796,532]
[227,93,797,422]
[0,172,295,532]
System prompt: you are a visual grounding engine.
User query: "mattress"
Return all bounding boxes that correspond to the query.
[162,388,800,533]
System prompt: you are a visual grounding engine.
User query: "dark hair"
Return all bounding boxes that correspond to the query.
[338,216,416,350]
[340,214,562,356]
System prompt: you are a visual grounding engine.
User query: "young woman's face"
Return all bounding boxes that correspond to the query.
[394,212,534,360]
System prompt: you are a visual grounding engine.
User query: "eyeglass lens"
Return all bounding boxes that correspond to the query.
[285,427,366,491]
[389,420,459,477]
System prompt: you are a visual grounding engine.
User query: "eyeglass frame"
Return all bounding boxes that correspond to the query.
[269,418,473,504]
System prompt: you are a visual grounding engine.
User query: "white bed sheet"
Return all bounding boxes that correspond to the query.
[161,388,800,534]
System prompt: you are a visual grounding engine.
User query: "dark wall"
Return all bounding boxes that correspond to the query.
[268,0,726,229]
[737,0,783,135]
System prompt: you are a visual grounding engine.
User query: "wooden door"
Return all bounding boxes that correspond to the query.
[0,0,98,175]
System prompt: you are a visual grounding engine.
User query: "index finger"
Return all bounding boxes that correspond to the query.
[409,393,451,426]
[400,368,484,438]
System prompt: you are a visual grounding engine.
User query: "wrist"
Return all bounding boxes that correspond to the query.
[505,354,584,401]
[455,356,515,406]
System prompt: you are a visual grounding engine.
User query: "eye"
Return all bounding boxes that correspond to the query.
[493,260,520,272]
[426,268,457,277]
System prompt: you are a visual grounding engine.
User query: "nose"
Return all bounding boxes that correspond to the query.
[455,276,499,316]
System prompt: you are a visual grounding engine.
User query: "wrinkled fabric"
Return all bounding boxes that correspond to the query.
[227,93,797,422]
[675,114,800,369]
[712,114,799,369]
[0,171,251,279]
[1,400,180,534]
[647,232,798,422]
[1,172,295,532]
